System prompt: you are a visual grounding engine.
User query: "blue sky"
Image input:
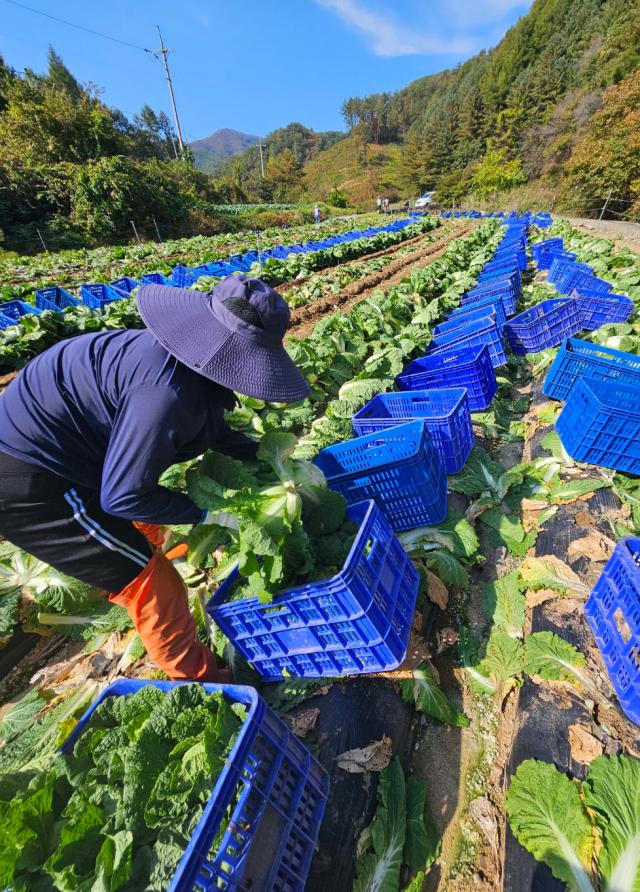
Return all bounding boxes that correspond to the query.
[2,0,533,143]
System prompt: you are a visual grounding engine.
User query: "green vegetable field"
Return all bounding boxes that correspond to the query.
[0,206,639,892]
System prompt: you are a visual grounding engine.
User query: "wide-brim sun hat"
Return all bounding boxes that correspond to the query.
[137,274,311,403]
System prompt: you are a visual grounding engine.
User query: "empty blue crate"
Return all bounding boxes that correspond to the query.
[109,276,139,294]
[438,300,506,333]
[585,539,640,726]
[61,679,329,890]
[531,237,563,260]
[544,337,640,402]
[572,288,634,329]
[397,344,497,412]
[505,298,582,354]
[430,315,507,367]
[170,264,213,287]
[140,271,173,286]
[556,378,640,474]
[207,499,419,679]
[352,388,474,475]
[315,420,447,531]
[80,283,127,309]
[0,300,42,329]
[35,286,80,312]
[455,291,513,322]
[547,258,590,286]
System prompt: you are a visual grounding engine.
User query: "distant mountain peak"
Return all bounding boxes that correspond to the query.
[190,128,259,172]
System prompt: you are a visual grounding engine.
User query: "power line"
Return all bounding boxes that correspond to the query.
[2,0,149,52]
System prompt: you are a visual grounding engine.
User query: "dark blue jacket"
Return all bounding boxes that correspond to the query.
[0,329,256,524]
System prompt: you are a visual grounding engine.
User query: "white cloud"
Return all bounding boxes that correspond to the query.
[315,0,476,57]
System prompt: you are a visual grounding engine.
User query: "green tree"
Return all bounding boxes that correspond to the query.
[265,148,303,201]
[471,147,526,197]
[564,68,640,217]
[46,47,82,101]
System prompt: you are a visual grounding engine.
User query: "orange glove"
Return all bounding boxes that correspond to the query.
[134,522,189,561]
[110,551,229,683]
[133,522,170,550]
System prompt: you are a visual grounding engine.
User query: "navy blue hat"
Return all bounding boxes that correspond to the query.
[137,275,311,403]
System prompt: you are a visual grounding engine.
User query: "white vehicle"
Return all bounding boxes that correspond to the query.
[415,191,435,209]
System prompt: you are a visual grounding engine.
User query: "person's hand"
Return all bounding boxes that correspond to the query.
[133,522,172,550]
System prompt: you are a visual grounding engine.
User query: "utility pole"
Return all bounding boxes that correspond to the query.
[147,27,186,160]
[598,188,613,223]
[257,138,267,178]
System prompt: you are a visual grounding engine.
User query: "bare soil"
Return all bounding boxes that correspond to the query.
[278,221,465,294]
[287,224,475,341]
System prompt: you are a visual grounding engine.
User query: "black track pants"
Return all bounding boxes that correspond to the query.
[0,451,152,592]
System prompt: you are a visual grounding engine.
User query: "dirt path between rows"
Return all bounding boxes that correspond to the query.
[278,221,466,294]
[287,223,476,341]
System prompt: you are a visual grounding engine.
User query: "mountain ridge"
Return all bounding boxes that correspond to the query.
[190,128,259,172]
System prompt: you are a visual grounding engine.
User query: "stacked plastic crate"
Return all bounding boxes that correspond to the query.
[539,236,640,727]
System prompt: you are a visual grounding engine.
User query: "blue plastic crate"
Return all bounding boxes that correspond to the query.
[543,337,640,402]
[547,258,591,286]
[455,290,514,321]
[531,237,563,259]
[438,300,506,333]
[351,388,474,474]
[430,315,507,367]
[559,272,613,296]
[61,679,329,891]
[208,499,420,679]
[465,275,519,313]
[505,298,583,354]
[35,286,80,312]
[556,378,640,474]
[140,271,173,286]
[537,249,576,271]
[80,283,127,309]
[396,344,497,411]
[170,264,199,287]
[573,288,634,329]
[315,421,447,531]
[0,300,42,329]
[478,262,520,282]
[109,276,139,294]
[585,539,640,726]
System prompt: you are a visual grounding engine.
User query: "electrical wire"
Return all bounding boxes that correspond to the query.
[2,0,150,53]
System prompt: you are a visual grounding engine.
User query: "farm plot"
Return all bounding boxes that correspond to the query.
[0,216,639,892]
[0,212,385,299]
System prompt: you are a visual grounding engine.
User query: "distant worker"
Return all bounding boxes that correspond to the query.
[403,200,410,213]
[376,196,382,213]
[313,204,321,224]
[0,276,310,682]
[383,197,390,214]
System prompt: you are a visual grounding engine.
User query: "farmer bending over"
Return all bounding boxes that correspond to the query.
[0,276,310,681]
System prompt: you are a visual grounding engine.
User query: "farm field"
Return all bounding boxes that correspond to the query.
[1,206,640,892]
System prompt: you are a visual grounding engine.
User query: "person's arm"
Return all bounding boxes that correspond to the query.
[214,420,259,461]
[100,385,204,524]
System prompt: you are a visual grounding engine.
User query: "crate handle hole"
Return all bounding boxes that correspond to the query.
[613,607,633,645]
[263,605,288,616]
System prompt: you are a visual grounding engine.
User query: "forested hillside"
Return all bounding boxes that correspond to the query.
[0,49,243,252]
[222,0,638,216]
[190,128,259,173]
[332,0,640,214]
[214,122,345,203]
